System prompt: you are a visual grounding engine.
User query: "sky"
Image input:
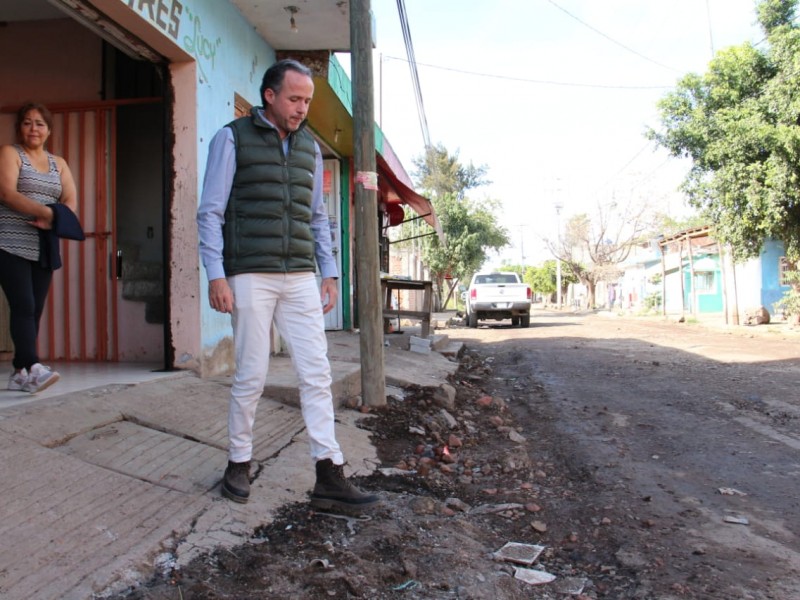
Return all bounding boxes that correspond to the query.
[339,0,766,266]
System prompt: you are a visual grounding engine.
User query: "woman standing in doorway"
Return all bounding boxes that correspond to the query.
[0,102,77,393]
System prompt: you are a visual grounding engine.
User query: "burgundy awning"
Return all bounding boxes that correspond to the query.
[376,153,444,242]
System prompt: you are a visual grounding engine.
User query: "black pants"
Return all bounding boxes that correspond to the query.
[0,249,52,370]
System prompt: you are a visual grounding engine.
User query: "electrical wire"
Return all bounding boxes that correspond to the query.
[545,0,681,73]
[396,0,431,148]
[382,55,673,90]
[705,0,716,58]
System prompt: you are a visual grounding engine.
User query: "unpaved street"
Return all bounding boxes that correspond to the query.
[453,310,800,598]
[121,310,800,600]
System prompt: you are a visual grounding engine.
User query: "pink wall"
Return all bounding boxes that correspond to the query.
[0,19,102,107]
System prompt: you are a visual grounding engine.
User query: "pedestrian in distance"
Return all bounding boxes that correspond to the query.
[197,59,381,510]
[0,101,79,394]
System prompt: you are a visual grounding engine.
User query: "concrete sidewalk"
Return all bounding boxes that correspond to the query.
[0,325,462,600]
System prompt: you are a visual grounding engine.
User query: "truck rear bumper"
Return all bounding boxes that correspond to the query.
[471,301,530,313]
[469,302,531,321]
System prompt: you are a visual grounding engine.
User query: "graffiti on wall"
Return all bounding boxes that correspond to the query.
[182,6,222,83]
[123,0,221,84]
[250,55,259,84]
[125,0,182,40]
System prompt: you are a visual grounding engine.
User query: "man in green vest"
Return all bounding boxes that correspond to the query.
[198,59,380,510]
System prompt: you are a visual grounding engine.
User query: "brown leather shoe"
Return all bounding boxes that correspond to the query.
[310,459,380,510]
[222,460,250,503]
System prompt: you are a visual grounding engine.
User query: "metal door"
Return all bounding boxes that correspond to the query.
[321,159,343,330]
[39,104,118,361]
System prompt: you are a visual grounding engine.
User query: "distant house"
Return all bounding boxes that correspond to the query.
[614,241,662,311]
[617,226,791,322]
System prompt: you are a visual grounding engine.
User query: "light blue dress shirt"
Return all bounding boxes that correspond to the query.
[197,112,338,282]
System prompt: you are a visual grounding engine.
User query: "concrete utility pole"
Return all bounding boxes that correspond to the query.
[350,0,386,406]
[554,202,563,309]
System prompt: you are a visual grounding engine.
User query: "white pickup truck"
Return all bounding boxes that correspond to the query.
[465,272,532,328]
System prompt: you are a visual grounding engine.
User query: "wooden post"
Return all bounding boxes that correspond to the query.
[350,0,386,406]
[678,242,685,318]
[729,245,740,325]
[660,245,667,317]
[717,241,729,325]
[686,234,697,315]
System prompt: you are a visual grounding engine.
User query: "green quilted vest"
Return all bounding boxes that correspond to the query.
[222,110,317,276]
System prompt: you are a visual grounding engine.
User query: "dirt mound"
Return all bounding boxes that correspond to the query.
[115,348,645,599]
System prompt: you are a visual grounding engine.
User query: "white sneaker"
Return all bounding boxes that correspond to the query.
[22,363,60,394]
[8,369,28,391]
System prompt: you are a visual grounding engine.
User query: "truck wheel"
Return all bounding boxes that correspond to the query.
[467,312,478,328]
[511,317,520,327]
[521,314,530,328]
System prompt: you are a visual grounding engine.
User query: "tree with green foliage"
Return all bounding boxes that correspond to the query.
[420,193,509,308]
[413,143,490,199]
[396,145,509,309]
[648,0,800,318]
[530,262,557,301]
[648,0,800,263]
[528,260,578,304]
[649,212,707,238]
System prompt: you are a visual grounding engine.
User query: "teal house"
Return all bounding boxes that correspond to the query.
[657,227,791,321]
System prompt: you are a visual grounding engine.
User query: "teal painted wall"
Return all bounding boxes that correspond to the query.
[761,239,790,313]
[182,1,277,351]
[326,55,385,155]
[682,257,723,313]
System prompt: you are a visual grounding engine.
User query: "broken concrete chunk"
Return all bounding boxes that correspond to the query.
[513,566,556,585]
[718,487,747,496]
[723,515,750,525]
[444,497,471,512]
[408,336,432,354]
[432,383,456,411]
[553,576,588,594]
[508,429,526,443]
[438,409,458,429]
[472,503,524,515]
[408,335,432,348]
[378,467,416,476]
[408,344,431,355]
[531,520,547,533]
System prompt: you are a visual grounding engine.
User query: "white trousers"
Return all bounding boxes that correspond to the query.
[227,272,343,465]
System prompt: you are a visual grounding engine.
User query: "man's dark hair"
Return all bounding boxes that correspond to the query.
[260,59,312,102]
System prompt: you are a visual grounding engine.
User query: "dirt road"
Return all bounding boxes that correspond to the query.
[121,310,800,599]
[455,310,800,599]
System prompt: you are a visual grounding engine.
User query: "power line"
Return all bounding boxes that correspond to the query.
[382,55,673,90]
[705,0,716,58]
[593,141,654,196]
[545,0,681,73]
[396,0,431,148]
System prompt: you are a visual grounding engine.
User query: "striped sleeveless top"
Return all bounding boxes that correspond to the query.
[0,144,62,261]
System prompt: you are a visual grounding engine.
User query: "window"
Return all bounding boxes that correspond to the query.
[779,256,795,286]
[476,273,517,285]
[234,93,251,118]
[694,271,714,293]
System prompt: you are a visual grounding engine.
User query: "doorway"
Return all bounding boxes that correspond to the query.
[0,9,169,366]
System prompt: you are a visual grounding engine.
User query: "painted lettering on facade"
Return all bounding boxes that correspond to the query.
[250,55,259,83]
[126,0,183,40]
[182,6,222,82]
